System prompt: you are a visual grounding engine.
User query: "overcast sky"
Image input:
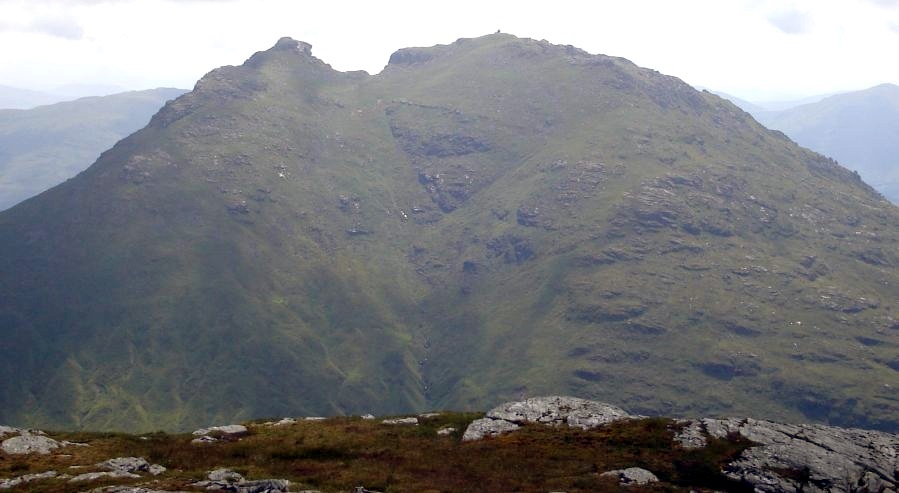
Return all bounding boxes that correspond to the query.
[1,0,897,102]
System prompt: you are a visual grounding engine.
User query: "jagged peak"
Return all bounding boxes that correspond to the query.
[271,36,313,56]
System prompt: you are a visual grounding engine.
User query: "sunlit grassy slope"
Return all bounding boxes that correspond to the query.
[0,34,896,432]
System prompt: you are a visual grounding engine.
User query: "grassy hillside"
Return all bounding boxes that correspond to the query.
[0,88,187,210]
[0,35,896,433]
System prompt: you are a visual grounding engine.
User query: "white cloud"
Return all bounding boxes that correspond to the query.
[30,14,83,39]
[766,9,812,34]
[0,0,897,101]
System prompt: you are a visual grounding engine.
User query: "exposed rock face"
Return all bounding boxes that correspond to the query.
[675,417,899,493]
[462,395,635,440]
[599,467,659,485]
[0,432,61,454]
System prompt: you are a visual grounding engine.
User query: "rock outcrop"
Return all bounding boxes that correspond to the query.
[465,396,898,492]
[675,417,899,493]
[462,396,635,441]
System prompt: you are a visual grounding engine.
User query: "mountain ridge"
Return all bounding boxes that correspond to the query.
[0,34,896,433]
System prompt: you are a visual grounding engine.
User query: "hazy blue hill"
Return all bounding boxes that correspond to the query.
[0,35,896,433]
[0,85,60,110]
[0,88,187,210]
[749,84,899,202]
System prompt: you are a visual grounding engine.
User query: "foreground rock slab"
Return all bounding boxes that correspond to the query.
[463,395,635,441]
[676,417,899,493]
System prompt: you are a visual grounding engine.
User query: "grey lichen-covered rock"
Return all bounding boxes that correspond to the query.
[191,435,218,444]
[95,456,166,476]
[436,426,457,436]
[488,396,634,429]
[0,470,57,489]
[208,468,244,483]
[676,417,899,493]
[463,396,635,441]
[599,467,659,485]
[381,417,419,425]
[461,417,521,441]
[0,426,22,438]
[235,479,291,492]
[192,424,247,436]
[85,487,188,493]
[0,433,61,454]
[69,470,141,482]
[196,469,289,492]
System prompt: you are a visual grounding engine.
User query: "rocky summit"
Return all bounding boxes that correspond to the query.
[0,33,897,433]
[0,396,896,492]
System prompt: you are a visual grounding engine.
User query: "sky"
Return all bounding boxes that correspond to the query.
[0,0,898,102]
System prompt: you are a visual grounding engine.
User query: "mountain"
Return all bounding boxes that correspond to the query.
[0,34,897,433]
[0,85,59,110]
[753,84,899,202]
[0,88,188,211]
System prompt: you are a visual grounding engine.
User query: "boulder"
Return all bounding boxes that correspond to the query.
[674,417,899,493]
[1,433,61,454]
[599,467,659,485]
[437,427,457,436]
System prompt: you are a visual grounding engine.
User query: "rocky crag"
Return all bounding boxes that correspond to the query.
[1,397,896,492]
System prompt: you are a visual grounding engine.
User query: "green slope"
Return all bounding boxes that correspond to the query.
[0,88,187,210]
[0,35,897,433]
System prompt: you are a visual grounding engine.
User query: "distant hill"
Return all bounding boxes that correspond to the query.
[0,85,60,110]
[0,88,187,210]
[751,84,899,203]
